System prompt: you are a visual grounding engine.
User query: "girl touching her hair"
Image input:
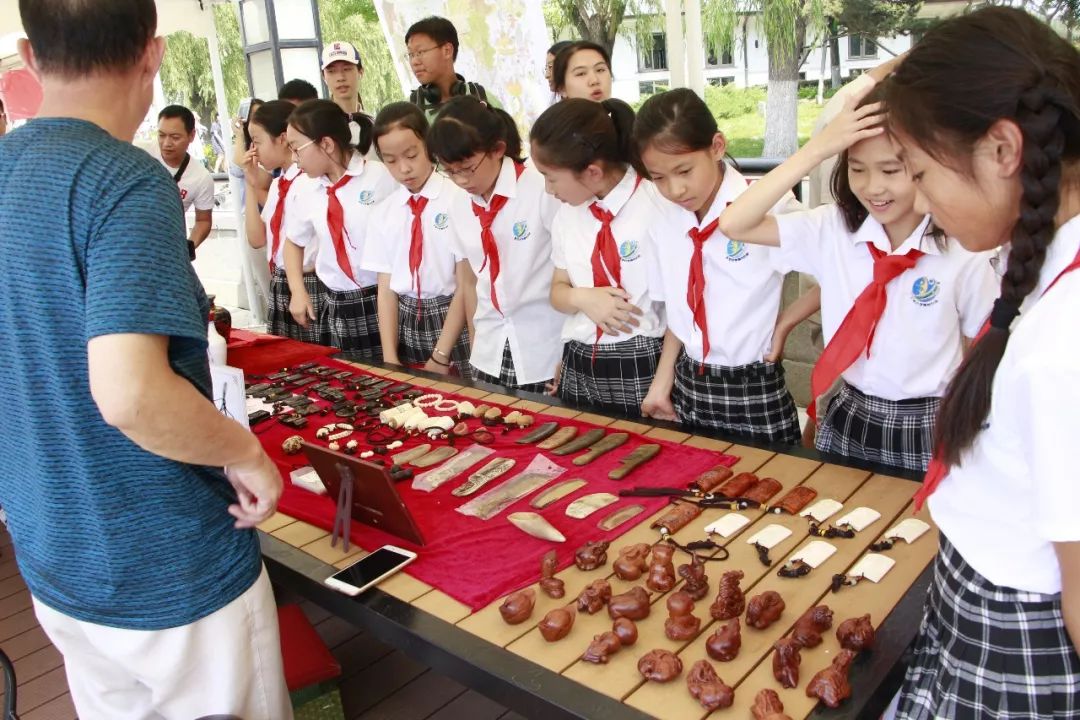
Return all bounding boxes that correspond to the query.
[883,8,1080,717]
[718,82,998,472]
[284,99,397,360]
[427,96,563,393]
[243,100,328,344]
[531,98,665,416]
[364,102,472,378]
[633,88,804,443]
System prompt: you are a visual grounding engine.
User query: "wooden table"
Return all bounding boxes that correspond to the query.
[258,362,935,720]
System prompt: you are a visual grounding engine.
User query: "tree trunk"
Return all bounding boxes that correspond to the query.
[828,18,842,89]
[763,19,806,158]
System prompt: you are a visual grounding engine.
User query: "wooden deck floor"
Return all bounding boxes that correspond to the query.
[0,526,524,720]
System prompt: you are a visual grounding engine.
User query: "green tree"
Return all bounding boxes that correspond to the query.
[158,5,246,123]
[318,0,402,110]
[543,0,664,57]
[824,1,921,87]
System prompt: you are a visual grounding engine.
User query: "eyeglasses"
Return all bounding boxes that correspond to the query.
[406,45,442,62]
[290,139,315,156]
[438,152,488,180]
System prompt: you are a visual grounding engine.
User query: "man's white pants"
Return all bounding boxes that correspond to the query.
[32,565,293,720]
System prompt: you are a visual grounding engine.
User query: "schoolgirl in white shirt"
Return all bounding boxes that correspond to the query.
[364,102,471,378]
[529,98,665,416]
[427,96,563,393]
[719,82,997,472]
[284,100,397,361]
[240,100,328,344]
[631,89,803,444]
[880,9,1080,717]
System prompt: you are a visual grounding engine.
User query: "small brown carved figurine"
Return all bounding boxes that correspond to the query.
[608,586,651,621]
[663,591,701,641]
[612,617,638,646]
[499,588,536,625]
[574,540,610,571]
[805,649,857,708]
[613,543,651,581]
[576,579,612,614]
[837,614,876,653]
[771,637,802,689]
[706,618,741,662]
[752,689,794,720]
[709,570,746,621]
[637,649,683,682]
[746,590,785,630]
[689,465,734,493]
[539,550,565,599]
[677,554,709,601]
[686,660,735,711]
[538,605,576,642]
[792,605,834,649]
[646,543,677,593]
[581,631,621,664]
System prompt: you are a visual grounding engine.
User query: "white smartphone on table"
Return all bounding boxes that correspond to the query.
[324,545,417,596]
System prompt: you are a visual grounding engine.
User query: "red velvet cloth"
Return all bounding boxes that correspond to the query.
[226,329,338,376]
[241,355,738,610]
[277,604,342,690]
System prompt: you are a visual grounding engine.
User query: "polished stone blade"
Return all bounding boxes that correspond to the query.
[529,479,587,509]
[507,512,566,542]
[565,492,619,519]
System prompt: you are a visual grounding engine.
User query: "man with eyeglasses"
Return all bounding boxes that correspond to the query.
[405,16,499,120]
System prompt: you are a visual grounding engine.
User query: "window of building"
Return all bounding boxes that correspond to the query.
[707,77,735,87]
[848,35,877,59]
[639,32,668,71]
[706,44,734,67]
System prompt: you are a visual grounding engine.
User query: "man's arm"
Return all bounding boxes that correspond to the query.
[190,209,212,249]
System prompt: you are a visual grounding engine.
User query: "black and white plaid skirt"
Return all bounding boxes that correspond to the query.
[557,335,663,417]
[897,535,1080,719]
[397,294,472,381]
[325,285,382,362]
[268,269,330,345]
[472,341,551,395]
[815,382,938,473]
[672,351,801,444]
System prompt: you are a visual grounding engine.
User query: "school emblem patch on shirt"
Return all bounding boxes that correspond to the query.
[512,220,530,241]
[725,240,749,262]
[619,239,640,262]
[911,277,941,306]
[434,213,449,230]
[358,190,375,205]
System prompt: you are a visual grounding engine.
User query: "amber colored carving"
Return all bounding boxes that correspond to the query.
[746,590,785,630]
[637,649,683,682]
[837,614,876,653]
[792,605,834,649]
[773,485,817,515]
[539,550,565,599]
[743,477,783,504]
[650,501,702,534]
[613,543,651,581]
[499,588,535,625]
[689,465,734,493]
[581,631,621,664]
[608,586,651,621]
[709,570,746,621]
[752,689,794,720]
[772,637,803,689]
[539,605,576,642]
[664,591,701,641]
[574,540,610,571]
[576,579,612,614]
[717,472,759,498]
[646,543,677,593]
[805,649,857,708]
[706,618,741,662]
[612,617,638,646]
[677,554,709,601]
[686,659,735,711]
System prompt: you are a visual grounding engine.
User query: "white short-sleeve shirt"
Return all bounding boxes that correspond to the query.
[260,164,317,271]
[285,152,397,292]
[362,172,464,299]
[549,168,666,345]
[646,165,794,367]
[448,157,564,385]
[160,156,215,213]
[929,217,1080,594]
[776,204,998,400]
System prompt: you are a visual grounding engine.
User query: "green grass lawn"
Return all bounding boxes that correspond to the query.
[724,100,826,159]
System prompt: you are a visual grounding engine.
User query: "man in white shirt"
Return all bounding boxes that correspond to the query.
[157,105,214,259]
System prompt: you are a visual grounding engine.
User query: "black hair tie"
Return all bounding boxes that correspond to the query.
[989,297,1021,331]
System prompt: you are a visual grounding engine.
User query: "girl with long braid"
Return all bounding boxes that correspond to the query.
[885,7,1080,717]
